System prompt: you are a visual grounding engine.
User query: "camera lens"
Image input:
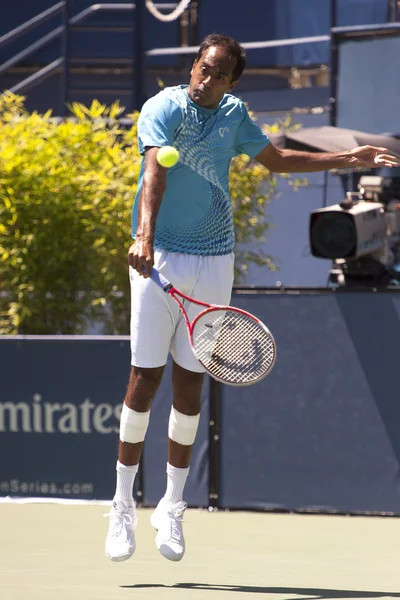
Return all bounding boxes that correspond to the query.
[310,212,356,259]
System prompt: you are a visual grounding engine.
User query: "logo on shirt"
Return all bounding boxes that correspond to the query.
[219,127,229,138]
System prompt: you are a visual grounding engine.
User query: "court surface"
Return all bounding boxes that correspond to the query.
[1,503,399,600]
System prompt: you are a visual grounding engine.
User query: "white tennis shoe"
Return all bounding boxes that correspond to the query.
[150,500,187,561]
[105,501,137,562]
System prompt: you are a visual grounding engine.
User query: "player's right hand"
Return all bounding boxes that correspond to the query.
[128,240,154,277]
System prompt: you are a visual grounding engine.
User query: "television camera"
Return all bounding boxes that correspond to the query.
[309,176,400,287]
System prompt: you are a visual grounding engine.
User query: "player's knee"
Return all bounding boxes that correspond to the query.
[126,365,164,410]
[173,395,202,416]
[168,406,200,446]
[172,363,204,411]
[133,365,164,386]
[119,402,150,444]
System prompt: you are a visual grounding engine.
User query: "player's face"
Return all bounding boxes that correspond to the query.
[188,46,239,109]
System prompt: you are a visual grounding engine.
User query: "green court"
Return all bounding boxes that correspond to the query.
[1,503,399,600]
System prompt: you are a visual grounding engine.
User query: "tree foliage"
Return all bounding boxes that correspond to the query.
[0,93,305,334]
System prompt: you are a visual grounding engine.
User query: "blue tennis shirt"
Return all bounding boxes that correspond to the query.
[132,85,270,255]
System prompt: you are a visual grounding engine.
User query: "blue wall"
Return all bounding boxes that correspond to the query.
[198,0,388,66]
[2,289,400,514]
[337,34,400,135]
[220,291,400,514]
[0,1,392,121]
[0,0,390,67]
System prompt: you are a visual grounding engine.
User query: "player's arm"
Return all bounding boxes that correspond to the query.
[128,146,167,277]
[254,143,399,173]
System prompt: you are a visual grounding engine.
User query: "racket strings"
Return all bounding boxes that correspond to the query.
[192,309,276,385]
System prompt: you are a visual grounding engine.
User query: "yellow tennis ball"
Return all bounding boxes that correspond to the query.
[157,146,179,168]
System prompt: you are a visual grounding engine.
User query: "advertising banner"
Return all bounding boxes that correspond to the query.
[0,337,130,501]
[0,336,209,505]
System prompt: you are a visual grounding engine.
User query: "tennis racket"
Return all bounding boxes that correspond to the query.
[149,267,276,386]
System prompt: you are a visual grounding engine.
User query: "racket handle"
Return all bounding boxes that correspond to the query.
[149,267,173,292]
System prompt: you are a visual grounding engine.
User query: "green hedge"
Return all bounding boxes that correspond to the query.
[0,93,305,334]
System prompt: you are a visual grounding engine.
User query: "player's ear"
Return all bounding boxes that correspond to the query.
[228,79,239,92]
[190,60,198,76]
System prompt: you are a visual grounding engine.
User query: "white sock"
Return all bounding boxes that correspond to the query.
[113,461,138,506]
[162,462,189,505]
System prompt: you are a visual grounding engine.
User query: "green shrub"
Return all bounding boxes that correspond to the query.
[0,93,305,334]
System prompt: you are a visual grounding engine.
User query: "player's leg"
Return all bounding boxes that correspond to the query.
[169,361,204,468]
[106,253,178,562]
[150,362,204,561]
[151,252,234,561]
[116,364,164,499]
[106,364,164,562]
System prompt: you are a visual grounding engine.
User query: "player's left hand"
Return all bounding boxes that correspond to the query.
[349,145,399,169]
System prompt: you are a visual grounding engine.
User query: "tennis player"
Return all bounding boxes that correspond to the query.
[105,33,398,563]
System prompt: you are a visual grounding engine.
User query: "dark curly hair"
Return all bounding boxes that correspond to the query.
[195,33,247,83]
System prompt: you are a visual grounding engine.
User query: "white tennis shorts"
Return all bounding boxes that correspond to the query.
[130,250,235,372]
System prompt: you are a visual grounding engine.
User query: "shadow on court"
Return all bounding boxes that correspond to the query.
[121,583,400,598]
